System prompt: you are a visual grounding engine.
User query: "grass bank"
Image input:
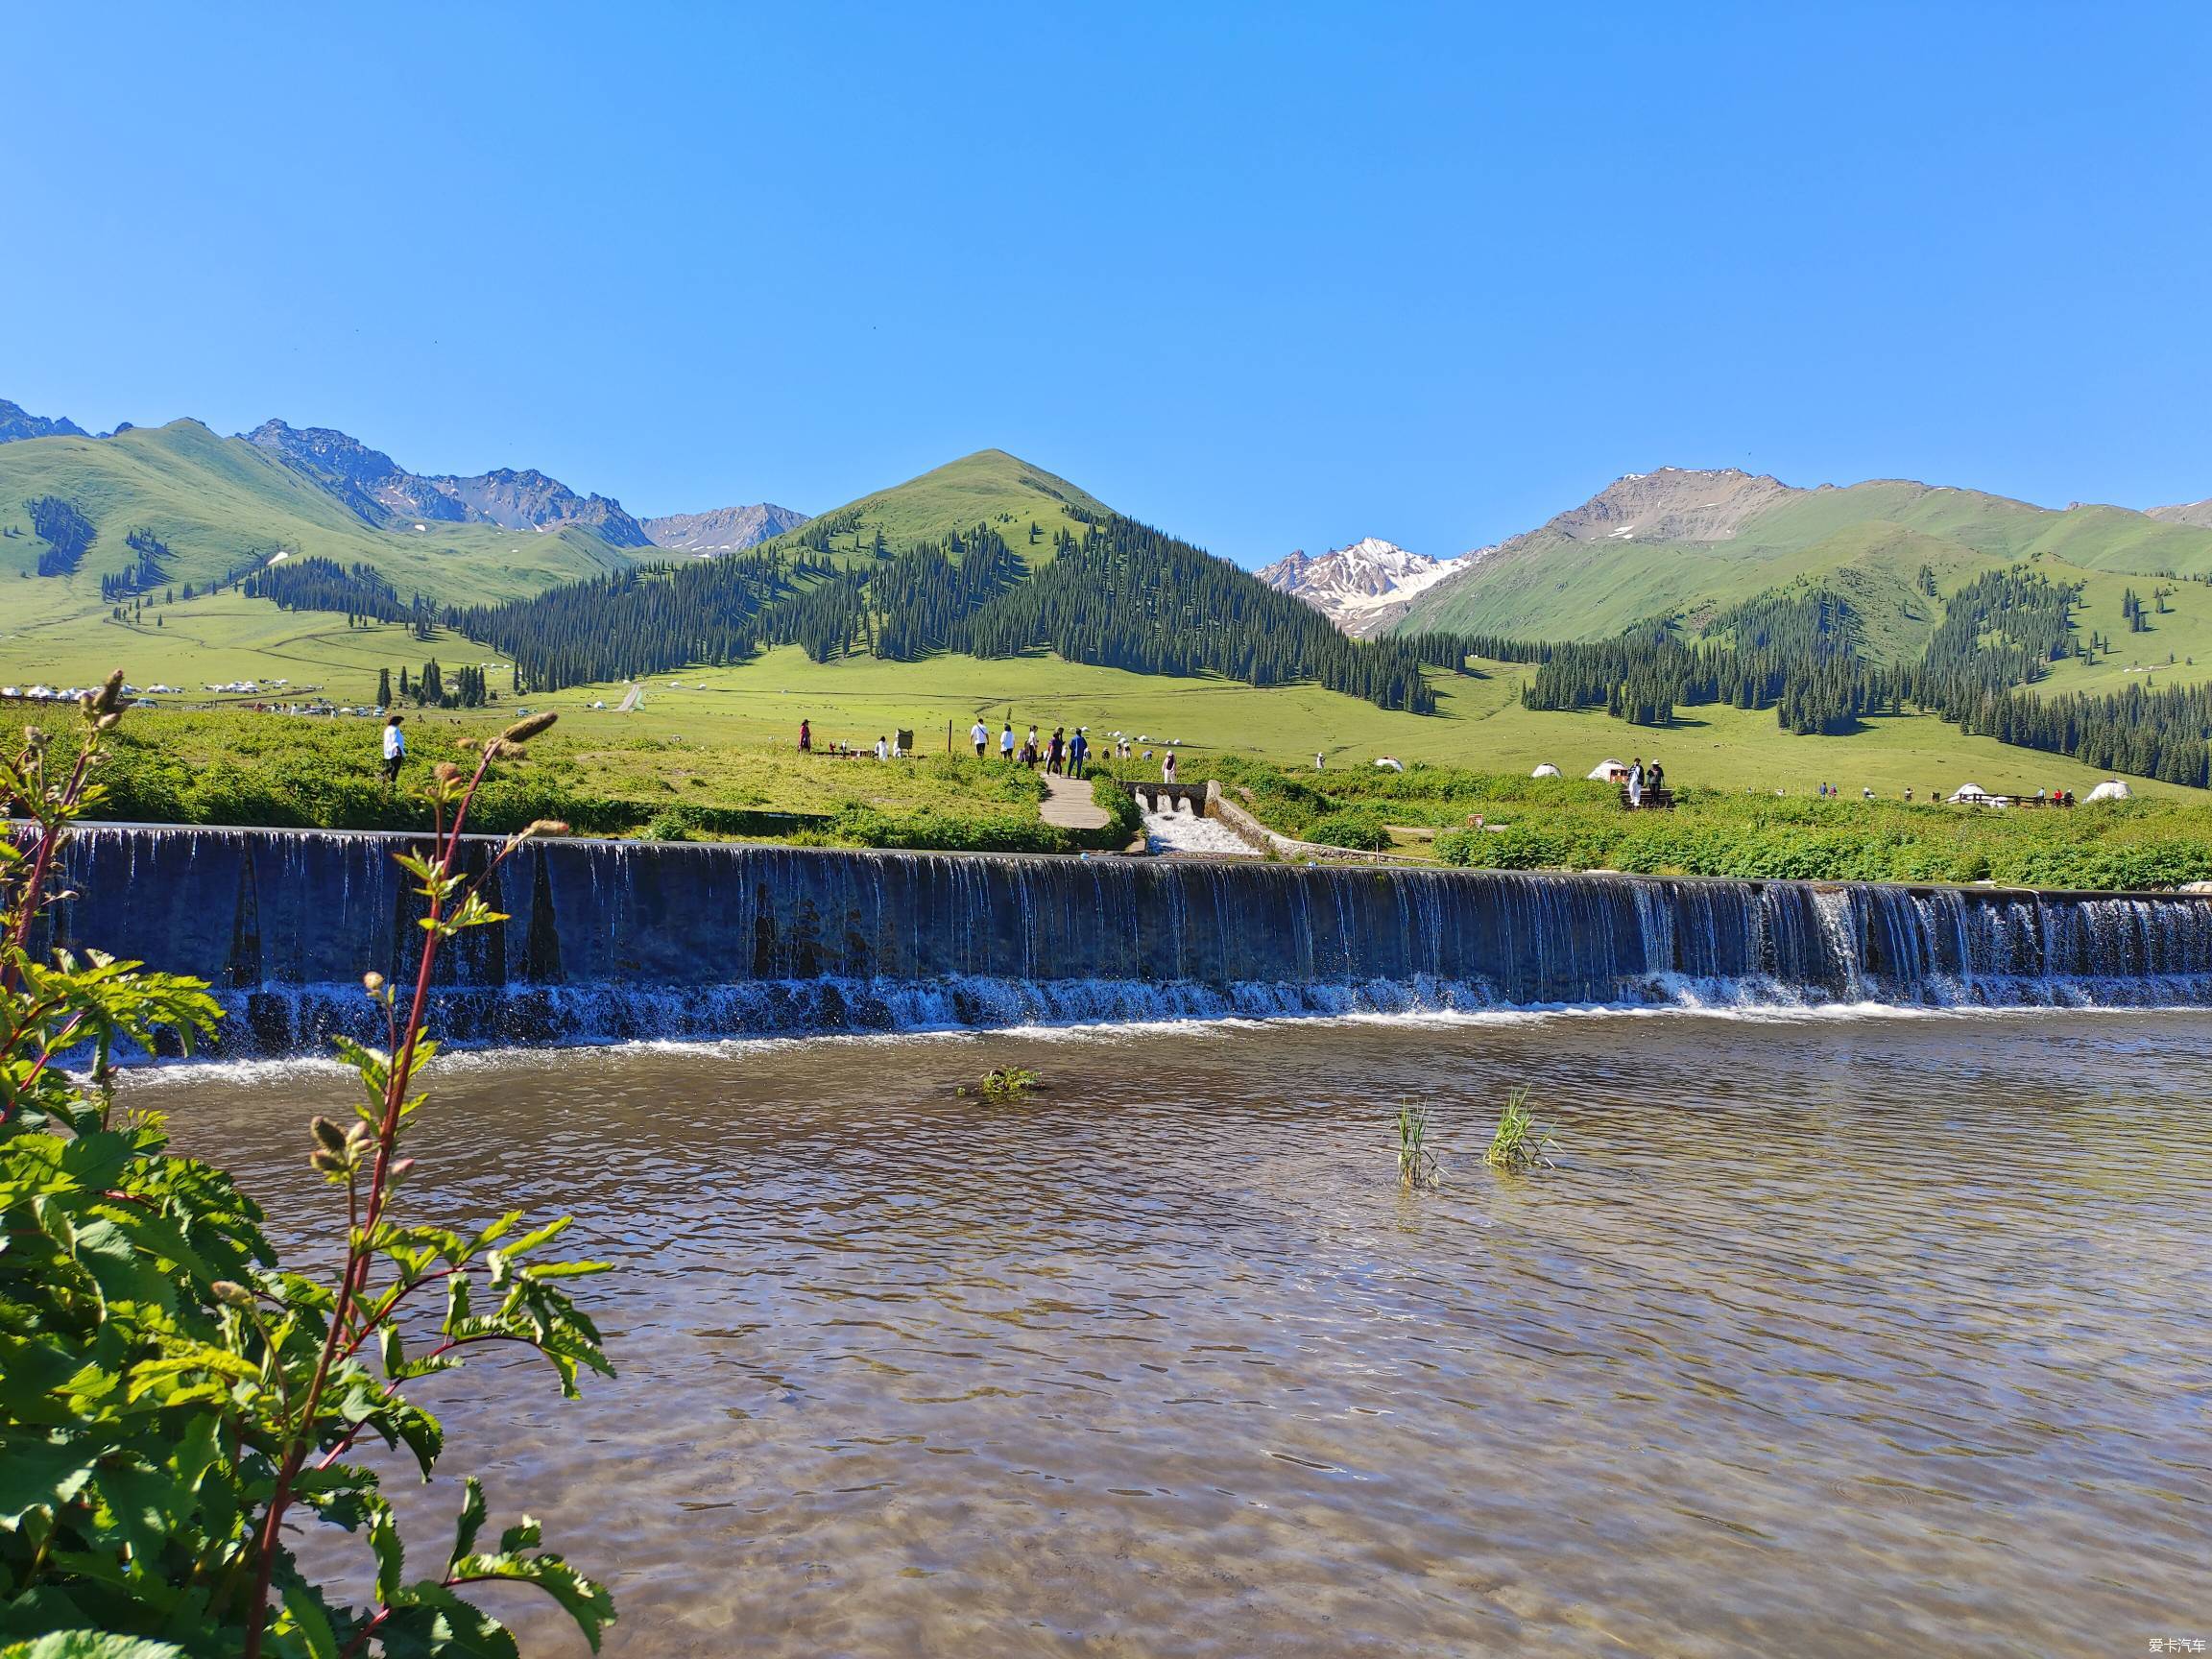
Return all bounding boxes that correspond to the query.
[1168,756,2212,890]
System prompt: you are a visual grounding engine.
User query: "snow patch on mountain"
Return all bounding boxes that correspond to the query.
[1257,536,1480,637]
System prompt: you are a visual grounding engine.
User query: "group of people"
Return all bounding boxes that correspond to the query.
[968,719,1093,779]
[798,719,902,759]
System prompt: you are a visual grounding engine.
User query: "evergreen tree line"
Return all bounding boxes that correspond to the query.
[392,660,492,709]
[100,530,173,602]
[448,516,1439,712]
[950,514,1436,711]
[242,556,418,627]
[24,496,95,577]
[449,554,794,691]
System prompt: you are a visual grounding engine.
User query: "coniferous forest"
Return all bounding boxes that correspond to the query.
[450,514,1439,712]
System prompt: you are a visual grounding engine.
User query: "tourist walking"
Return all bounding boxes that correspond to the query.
[875,734,889,760]
[1025,724,1039,765]
[1163,750,1177,785]
[971,718,989,757]
[1000,722,1016,760]
[1046,727,1065,775]
[1627,757,1644,808]
[798,718,811,754]
[1069,728,1088,780]
[379,713,405,785]
[1647,757,1665,794]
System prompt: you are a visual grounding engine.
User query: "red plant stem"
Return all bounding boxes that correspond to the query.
[2,741,95,994]
[241,755,495,1659]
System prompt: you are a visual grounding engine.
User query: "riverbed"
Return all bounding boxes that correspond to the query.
[138,1009,2211,1657]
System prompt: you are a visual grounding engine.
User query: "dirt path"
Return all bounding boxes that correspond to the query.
[1039,770,1109,831]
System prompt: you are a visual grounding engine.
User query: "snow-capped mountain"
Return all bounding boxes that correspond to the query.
[1258,536,1476,637]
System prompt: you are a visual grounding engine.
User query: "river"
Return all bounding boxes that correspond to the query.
[131,1007,2210,1657]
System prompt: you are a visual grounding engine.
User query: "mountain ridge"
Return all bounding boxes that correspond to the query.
[241,418,653,546]
[1392,466,2212,645]
[0,397,88,443]
[642,502,810,554]
[1258,537,1469,637]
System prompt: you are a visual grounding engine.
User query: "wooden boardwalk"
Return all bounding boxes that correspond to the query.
[1039,771,1109,831]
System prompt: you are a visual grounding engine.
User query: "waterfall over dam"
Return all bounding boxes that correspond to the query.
[39,824,2212,1057]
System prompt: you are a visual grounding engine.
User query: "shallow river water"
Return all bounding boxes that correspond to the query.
[134,1009,2212,1658]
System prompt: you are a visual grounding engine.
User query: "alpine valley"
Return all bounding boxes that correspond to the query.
[4,394,2212,792]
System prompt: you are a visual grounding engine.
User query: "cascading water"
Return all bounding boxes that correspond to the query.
[38,825,2212,1058]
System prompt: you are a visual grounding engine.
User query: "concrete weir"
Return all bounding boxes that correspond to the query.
[34,823,2212,1058]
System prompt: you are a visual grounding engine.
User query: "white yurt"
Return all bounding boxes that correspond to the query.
[1587,758,1627,781]
[1531,763,1562,779]
[1948,783,1991,805]
[2085,779,2132,803]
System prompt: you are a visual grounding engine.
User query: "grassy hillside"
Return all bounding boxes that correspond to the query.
[0,421,642,628]
[1395,475,2212,652]
[747,448,1113,568]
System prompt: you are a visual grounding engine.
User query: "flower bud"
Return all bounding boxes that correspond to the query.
[362,971,386,994]
[310,1148,347,1174]
[433,761,464,784]
[96,711,123,731]
[346,1118,373,1146]
[388,1157,418,1181]
[311,1116,348,1154]
[211,1280,254,1310]
[518,819,571,840]
[501,711,559,744]
[96,669,127,714]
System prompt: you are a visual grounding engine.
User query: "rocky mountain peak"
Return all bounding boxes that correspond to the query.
[0,398,90,444]
[1258,536,1467,637]
[642,502,812,554]
[1540,467,1798,545]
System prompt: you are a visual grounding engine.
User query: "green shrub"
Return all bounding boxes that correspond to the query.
[1,691,615,1656]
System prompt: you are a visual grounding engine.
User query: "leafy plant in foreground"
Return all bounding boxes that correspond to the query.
[0,681,616,1657]
[1484,1087,1555,1173]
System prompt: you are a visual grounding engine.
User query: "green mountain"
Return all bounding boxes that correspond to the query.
[1392,467,2212,651]
[456,448,1439,712]
[0,419,647,625]
[746,448,1113,569]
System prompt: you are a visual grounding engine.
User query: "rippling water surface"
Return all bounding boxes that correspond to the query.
[134,1011,2212,1657]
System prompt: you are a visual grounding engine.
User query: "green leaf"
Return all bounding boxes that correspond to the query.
[370,1498,405,1605]
[0,1434,98,1531]
[278,1580,341,1659]
[374,1588,520,1659]
[446,1551,613,1650]
[0,1635,189,1659]
[448,1477,488,1567]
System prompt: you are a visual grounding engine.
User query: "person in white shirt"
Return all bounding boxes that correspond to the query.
[380,714,406,785]
[1000,723,1015,759]
[875,735,889,760]
[970,719,989,757]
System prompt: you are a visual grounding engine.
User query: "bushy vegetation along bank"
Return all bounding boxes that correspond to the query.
[92,710,1137,851]
[1171,757,2212,890]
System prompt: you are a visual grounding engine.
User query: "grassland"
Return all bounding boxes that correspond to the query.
[4,587,2199,808]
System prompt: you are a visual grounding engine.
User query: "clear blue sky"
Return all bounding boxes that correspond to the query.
[10,2,2209,565]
